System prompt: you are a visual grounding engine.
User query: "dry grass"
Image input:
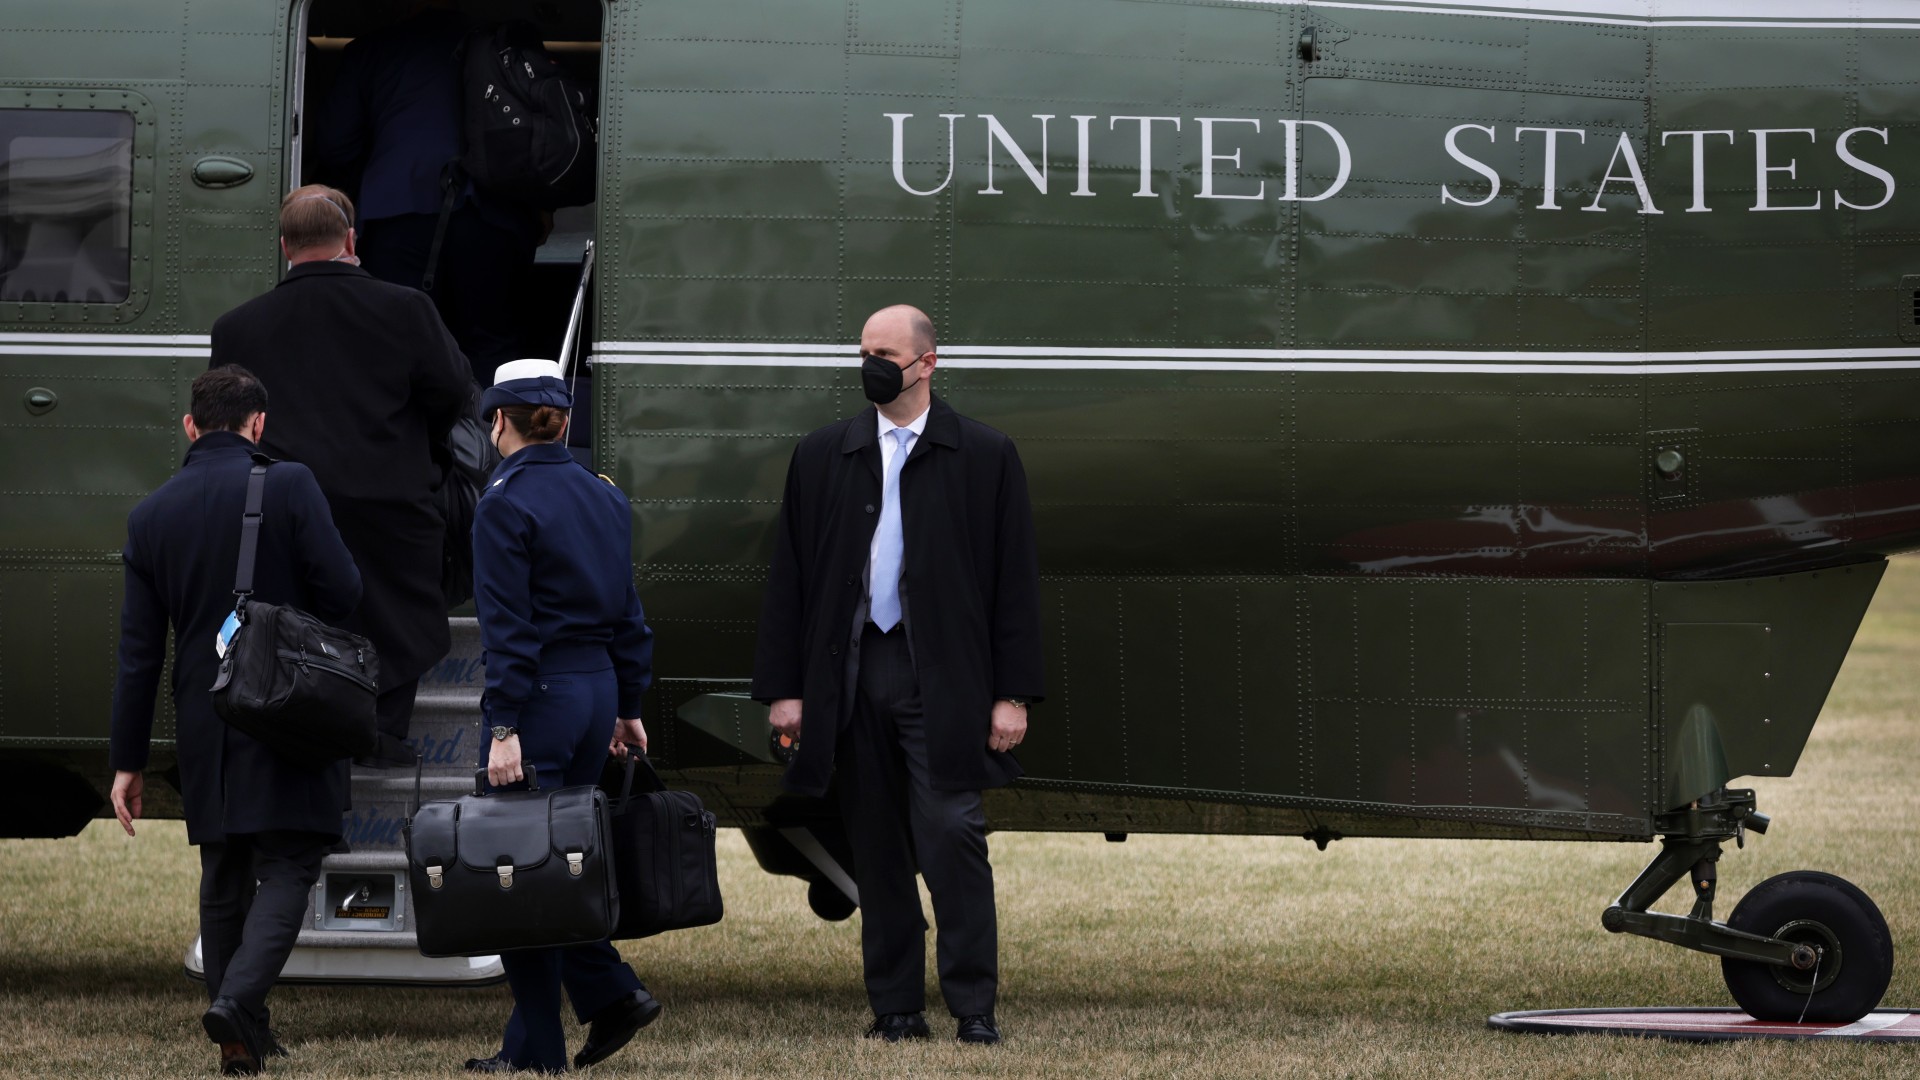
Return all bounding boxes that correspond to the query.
[6,561,1920,1078]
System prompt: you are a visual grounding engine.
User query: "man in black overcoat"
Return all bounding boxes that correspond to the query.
[110,366,362,1075]
[211,185,473,764]
[752,305,1045,1045]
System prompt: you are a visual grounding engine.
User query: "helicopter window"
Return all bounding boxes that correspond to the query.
[0,109,134,305]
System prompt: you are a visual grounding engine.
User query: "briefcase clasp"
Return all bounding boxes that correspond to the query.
[566,851,584,877]
[426,863,444,890]
[497,863,514,889]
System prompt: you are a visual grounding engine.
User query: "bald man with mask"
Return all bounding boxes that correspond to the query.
[212,184,473,767]
[752,305,1045,1045]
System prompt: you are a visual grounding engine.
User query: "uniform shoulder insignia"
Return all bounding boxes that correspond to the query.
[598,473,616,486]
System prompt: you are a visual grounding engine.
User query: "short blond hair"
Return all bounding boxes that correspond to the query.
[279,184,355,253]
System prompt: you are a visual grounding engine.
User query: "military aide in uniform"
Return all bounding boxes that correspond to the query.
[468,359,660,1074]
[752,305,1046,1045]
[109,366,362,1075]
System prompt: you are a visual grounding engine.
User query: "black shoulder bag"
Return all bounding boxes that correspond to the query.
[607,754,723,940]
[210,454,381,767]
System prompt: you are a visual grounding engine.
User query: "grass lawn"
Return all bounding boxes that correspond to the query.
[5,560,1920,1078]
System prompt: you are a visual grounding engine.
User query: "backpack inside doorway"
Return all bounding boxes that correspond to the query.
[424,21,598,293]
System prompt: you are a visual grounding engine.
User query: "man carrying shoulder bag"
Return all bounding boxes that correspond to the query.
[110,366,363,1076]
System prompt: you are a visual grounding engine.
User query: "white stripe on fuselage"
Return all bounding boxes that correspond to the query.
[591,342,1920,376]
[1234,0,1920,30]
[7,333,1918,377]
[0,333,210,349]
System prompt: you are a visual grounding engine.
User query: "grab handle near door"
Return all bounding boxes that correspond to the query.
[558,239,596,385]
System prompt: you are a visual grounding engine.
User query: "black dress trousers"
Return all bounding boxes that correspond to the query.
[836,622,998,1019]
[198,831,331,1023]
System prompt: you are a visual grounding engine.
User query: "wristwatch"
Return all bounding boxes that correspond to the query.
[998,697,1029,708]
[491,725,518,742]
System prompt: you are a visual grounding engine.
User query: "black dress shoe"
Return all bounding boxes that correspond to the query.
[464,1054,522,1073]
[202,997,264,1075]
[956,1014,1001,1045]
[216,1043,259,1077]
[864,1012,931,1042]
[574,988,663,1068]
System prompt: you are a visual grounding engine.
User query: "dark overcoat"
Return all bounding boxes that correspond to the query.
[110,432,364,843]
[210,260,472,687]
[751,394,1045,796]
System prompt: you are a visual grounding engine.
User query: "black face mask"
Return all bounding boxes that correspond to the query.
[861,351,918,405]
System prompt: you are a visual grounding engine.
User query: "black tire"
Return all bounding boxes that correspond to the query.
[807,878,858,922]
[1721,870,1893,1023]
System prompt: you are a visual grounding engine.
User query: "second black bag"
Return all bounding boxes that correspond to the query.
[435,390,498,610]
[608,755,723,940]
[210,457,379,767]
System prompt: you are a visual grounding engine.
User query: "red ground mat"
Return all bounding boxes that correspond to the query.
[1488,1007,1920,1043]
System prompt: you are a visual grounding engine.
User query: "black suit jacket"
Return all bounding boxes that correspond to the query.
[110,432,363,843]
[211,260,472,684]
[751,394,1044,795]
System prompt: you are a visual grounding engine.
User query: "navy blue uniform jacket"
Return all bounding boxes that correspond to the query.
[750,395,1045,797]
[473,442,653,732]
[110,432,363,844]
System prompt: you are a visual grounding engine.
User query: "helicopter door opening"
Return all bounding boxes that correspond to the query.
[289,0,604,454]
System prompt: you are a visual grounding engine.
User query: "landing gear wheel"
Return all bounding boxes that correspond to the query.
[807,878,857,922]
[1721,870,1892,1023]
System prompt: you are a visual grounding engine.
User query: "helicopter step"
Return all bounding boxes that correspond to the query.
[185,617,504,986]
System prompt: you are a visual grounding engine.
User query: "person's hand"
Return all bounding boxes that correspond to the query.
[487,734,525,787]
[988,700,1027,754]
[611,717,647,757]
[769,698,803,738]
[111,770,143,837]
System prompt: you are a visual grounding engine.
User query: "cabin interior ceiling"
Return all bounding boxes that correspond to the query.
[306,0,601,42]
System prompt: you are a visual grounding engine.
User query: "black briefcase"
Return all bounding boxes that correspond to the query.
[608,755,723,940]
[405,765,620,958]
[210,456,379,766]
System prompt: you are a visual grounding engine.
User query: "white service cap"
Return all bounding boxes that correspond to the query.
[492,358,565,385]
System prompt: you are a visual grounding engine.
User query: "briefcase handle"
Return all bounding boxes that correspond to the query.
[403,758,546,820]
[618,752,666,802]
[475,765,541,796]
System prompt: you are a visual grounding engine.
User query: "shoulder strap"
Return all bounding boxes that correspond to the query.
[422,160,465,294]
[232,454,272,598]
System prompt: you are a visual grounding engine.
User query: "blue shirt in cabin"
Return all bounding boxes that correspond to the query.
[472,441,653,732]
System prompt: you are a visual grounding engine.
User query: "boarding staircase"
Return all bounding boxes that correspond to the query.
[185,616,506,985]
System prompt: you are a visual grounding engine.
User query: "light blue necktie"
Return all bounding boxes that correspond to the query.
[869,427,913,632]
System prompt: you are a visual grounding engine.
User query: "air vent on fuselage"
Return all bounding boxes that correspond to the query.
[1905,275,1920,344]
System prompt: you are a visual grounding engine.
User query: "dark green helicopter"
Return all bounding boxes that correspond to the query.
[3,0,1918,1019]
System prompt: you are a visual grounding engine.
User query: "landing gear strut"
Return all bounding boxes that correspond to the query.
[1602,788,1892,1022]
